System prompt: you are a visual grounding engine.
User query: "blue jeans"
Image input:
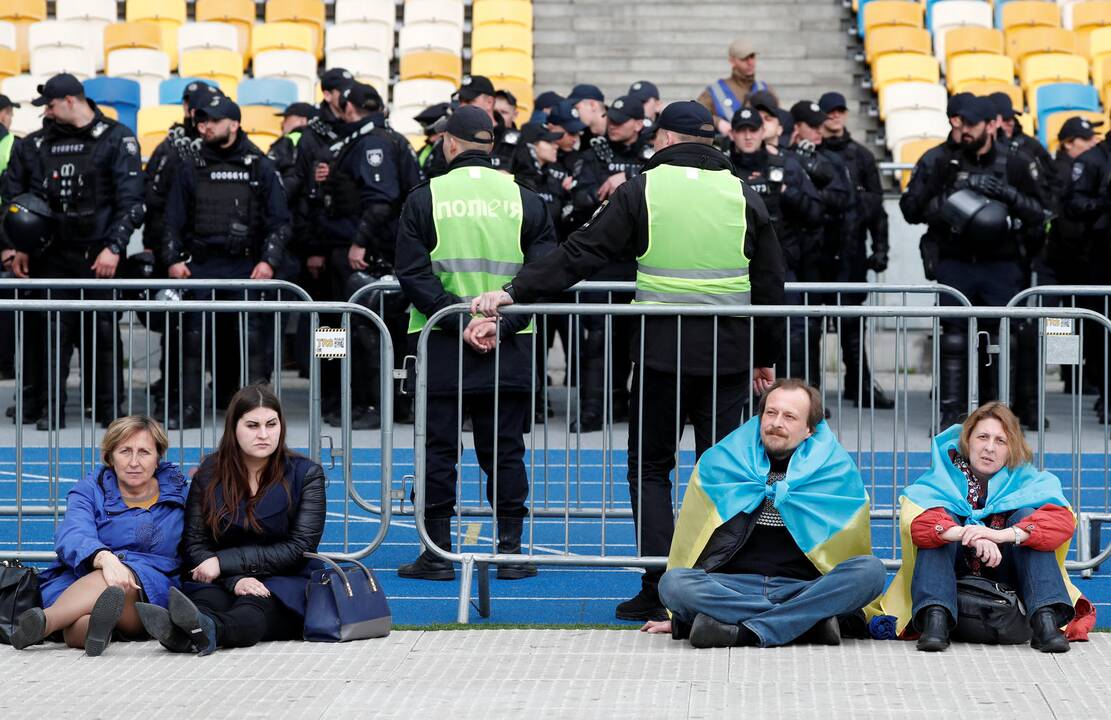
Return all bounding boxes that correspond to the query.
[910,507,1075,630]
[658,555,887,647]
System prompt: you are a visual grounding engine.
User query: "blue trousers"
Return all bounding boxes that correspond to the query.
[658,555,886,647]
[910,507,1075,630]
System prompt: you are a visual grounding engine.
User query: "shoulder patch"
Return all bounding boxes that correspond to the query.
[1028,160,1038,181]
[1072,162,1084,182]
[641,146,654,160]
[367,148,384,167]
[122,137,138,156]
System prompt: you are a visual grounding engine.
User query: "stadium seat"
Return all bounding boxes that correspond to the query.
[0,23,15,52]
[885,108,950,151]
[137,104,183,157]
[1,74,39,103]
[28,22,90,55]
[55,0,117,72]
[943,26,1004,69]
[10,105,42,136]
[928,0,993,33]
[158,76,207,105]
[471,50,534,86]
[0,0,46,71]
[963,80,1024,108]
[872,52,941,92]
[334,0,397,31]
[252,22,317,58]
[238,78,299,108]
[178,23,241,68]
[265,0,326,60]
[179,48,244,100]
[1071,1,1111,35]
[860,0,923,38]
[98,105,119,121]
[1042,108,1107,149]
[326,44,391,89]
[240,104,282,151]
[1095,54,1111,96]
[1006,27,1078,64]
[126,0,186,71]
[326,23,394,59]
[195,0,255,61]
[471,24,533,57]
[398,24,463,56]
[404,0,466,32]
[83,76,141,132]
[472,0,534,30]
[898,136,944,189]
[878,81,949,120]
[947,52,1015,92]
[1021,52,1089,91]
[1000,1,1061,31]
[399,51,462,85]
[0,50,20,82]
[107,48,171,108]
[253,49,318,103]
[392,77,455,109]
[1035,81,1101,128]
[495,78,534,116]
[104,23,164,67]
[30,47,95,81]
[864,26,932,65]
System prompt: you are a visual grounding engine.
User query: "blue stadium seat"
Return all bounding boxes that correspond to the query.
[1035,82,1101,130]
[158,76,207,105]
[237,77,298,108]
[83,76,141,132]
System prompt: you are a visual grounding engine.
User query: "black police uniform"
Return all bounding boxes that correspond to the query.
[900,133,1046,424]
[160,130,291,423]
[5,103,144,428]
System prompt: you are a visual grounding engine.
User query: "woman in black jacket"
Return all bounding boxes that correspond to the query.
[135,384,326,654]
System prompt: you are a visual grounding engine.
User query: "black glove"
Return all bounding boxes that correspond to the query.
[967,174,1019,206]
[867,252,889,273]
[920,239,939,281]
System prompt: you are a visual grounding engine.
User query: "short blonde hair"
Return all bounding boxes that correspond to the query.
[958,402,1032,471]
[101,415,169,467]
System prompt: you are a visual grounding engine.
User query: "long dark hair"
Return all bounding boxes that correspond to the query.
[202,384,291,537]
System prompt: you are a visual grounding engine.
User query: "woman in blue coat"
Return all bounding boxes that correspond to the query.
[10,416,185,656]
[137,384,326,655]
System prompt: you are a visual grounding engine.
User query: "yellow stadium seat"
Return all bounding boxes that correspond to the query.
[126,0,186,71]
[137,104,182,137]
[252,22,316,57]
[898,136,943,190]
[947,52,1015,92]
[1001,1,1061,31]
[0,49,20,80]
[963,81,1024,111]
[471,49,534,85]
[399,51,462,85]
[944,26,1005,67]
[1095,54,1111,95]
[1020,52,1089,90]
[1006,27,1078,64]
[98,105,119,120]
[0,1,46,71]
[240,104,283,136]
[179,48,244,100]
[864,26,932,65]
[863,1,923,34]
[1091,27,1111,76]
[471,24,532,56]
[1074,1,1111,34]
[872,52,939,92]
[103,22,163,66]
[472,0,533,30]
[1043,109,1107,153]
[196,0,255,64]
[495,78,534,117]
[265,0,326,60]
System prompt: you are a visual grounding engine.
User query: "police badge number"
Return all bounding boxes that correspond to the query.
[367,149,384,167]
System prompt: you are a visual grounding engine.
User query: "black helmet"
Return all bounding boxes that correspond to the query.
[940,188,1011,245]
[345,270,407,317]
[4,193,52,255]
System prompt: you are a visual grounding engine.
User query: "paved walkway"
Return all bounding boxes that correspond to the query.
[4,631,1109,719]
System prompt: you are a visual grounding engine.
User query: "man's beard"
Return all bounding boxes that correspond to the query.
[959,132,987,153]
[204,131,232,148]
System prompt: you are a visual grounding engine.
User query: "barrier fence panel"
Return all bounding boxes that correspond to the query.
[413,302,1111,623]
[0,297,394,565]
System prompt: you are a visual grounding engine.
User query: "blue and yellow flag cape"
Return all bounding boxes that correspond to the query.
[875,425,1094,639]
[668,417,873,578]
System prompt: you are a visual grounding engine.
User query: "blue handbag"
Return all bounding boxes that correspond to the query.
[302,552,391,642]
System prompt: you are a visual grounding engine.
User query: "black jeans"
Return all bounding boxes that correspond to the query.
[626,365,747,591]
[424,392,530,519]
[187,584,301,648]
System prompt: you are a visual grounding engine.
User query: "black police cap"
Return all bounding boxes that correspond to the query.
[495,89,518,107]
[194,94,241,123]
[747,90,778,114]
[628,81,660,102]
[275,102,318,119]
[569,84,604,103]
[789,100,827,128]
[546,99,587,134]
[656,101,715,138]
[31,73,85,106]
[445,105,495,143]
[988,91,1020,119]
[533,91,564,111]
[458,75,496,101]
[957,96,997,126]
[414,102,451,126]
[344,82,383,111]
[947,92,973,119]
[731,107,763,131]
[818,92,848,114]
[0,94,20,110]
[607,95,645,124]
[321,68,356,92]
[1058,115,1102,141]
[520,122,564,144]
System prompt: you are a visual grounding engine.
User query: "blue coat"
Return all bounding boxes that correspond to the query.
[39,463,187,609]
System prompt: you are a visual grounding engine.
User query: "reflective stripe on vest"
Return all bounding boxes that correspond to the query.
[636,164,750,306]
[408,165,529,333]
[708,79,741,119]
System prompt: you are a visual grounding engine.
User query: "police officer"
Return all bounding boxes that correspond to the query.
[423,76,519,178]
[0,93,20,379]
[160,95,292,428]
[991,92,1057,194]
[267,102,318,189]
[297,82,424,428]
[530,90,565,124]
[319,67,357,129]
[3,74,144,429]
[394,106,556,580]
[494,89,519,130]
[818,91,895,408]
[568,83,607,144]
[472,101,786,621]
[413,102,450,167]
[900,96,1047,428]
[545,99,587,190]
[511,122,570,228]
[629,80,662,142]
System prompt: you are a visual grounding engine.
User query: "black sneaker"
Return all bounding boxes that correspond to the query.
[615,587,667,621]
[570,412,602,433]
[351,407,381,430]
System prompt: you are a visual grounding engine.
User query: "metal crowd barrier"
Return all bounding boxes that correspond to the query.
[0,297,395,564]
[412,302,1111,622]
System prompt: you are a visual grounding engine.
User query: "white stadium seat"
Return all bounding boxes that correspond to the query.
[10,104,43,136]
[30,47,96,80]
[334,0,397,31]
[178,22,241,66]
[0,22,16,52]
[2,74,43,104]
[885,108,951,151]
[27,21,87,52]
[391,78,455,109]
[55,0,117,71]
[326,49,390,89]
[930,1,994,63]
[398,24,463,56]
[404,0,465,32]
[880,81,949,120]
[326,22,394,57]
[253,49,318,102]
[107,48,171,108]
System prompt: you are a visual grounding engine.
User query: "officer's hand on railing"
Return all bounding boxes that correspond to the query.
[250,261,275,280]
[640,619,671,634]
[753,367,775,395]
[306,255,325,279]
[471,290,514,317]
[11,251,30,278]
[90,247,120,279]
[463,316,499,354]
[168,261,191,279]
[347,244,369,271]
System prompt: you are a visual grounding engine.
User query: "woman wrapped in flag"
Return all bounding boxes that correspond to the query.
[875,401,1095,652]
[641,378,886,648]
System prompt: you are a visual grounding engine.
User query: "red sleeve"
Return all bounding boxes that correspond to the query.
[1014,504,1075,551]
[911,508,958,549]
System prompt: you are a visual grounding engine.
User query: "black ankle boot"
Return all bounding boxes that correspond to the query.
[1029,608,1070,653]
[495,518,537,580]
[915,605,951,652]
[688,613,758,648]
[398,518,455,580]
[614,585,667,621]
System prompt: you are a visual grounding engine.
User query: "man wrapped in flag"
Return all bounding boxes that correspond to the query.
[642,378,886,648]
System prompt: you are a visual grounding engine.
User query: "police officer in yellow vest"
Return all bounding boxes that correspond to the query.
[473,101,786,621]
[395,106,557,581]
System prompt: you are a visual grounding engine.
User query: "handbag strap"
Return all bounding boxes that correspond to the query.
[303,552,375,598]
